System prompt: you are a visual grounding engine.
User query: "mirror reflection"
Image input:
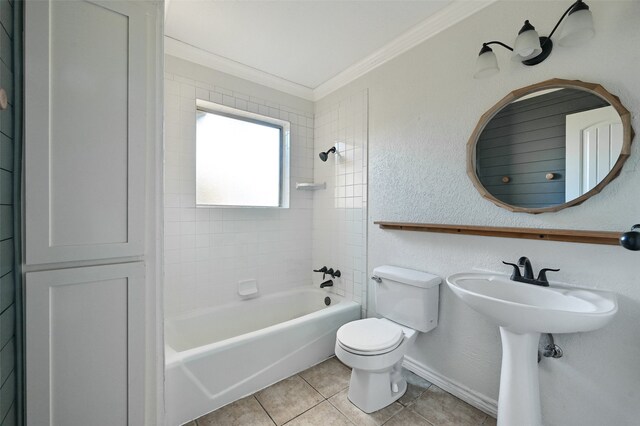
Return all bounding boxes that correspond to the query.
[475,88,623,209]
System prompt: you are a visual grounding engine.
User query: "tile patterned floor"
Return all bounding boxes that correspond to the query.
[189,357,497,426]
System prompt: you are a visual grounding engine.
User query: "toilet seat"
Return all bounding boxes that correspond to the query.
[337,318,404,356]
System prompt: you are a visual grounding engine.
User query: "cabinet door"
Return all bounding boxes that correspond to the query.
[25,0,147,265]
[26,262,145,426]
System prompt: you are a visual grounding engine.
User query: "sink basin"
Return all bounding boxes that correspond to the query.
[446,272,617,334]
[446,272,618,426]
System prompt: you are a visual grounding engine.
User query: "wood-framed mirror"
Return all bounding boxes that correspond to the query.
[467,78,634,214]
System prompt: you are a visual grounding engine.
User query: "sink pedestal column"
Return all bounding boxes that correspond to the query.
[497,328,542,426]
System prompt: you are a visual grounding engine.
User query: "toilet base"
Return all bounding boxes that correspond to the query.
[346,361,407,413]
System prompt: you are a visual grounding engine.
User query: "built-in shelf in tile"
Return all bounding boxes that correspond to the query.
[295,182,326,191]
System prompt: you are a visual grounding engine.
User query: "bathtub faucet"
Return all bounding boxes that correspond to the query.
[320,280,333,288]
[314,266,328,279]
[313,266,341,280]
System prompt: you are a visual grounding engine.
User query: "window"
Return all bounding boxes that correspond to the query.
[195,100,290,207]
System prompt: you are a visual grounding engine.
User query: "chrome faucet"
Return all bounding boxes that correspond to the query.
[502,257,559,287]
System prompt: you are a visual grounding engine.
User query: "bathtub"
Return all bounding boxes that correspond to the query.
[164,288,361,425]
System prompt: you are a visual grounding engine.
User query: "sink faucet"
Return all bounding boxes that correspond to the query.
[518,256,534,280]
[502,257,559,287]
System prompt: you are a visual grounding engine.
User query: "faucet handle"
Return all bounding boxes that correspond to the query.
[331,269,341,278]
[314,266,329,279]
[502,261,522,280]
[536,268,560,284]
[325,268,334,280]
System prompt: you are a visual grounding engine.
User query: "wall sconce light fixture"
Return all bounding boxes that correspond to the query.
[474,0,595,79]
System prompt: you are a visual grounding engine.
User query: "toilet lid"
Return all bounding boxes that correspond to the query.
[337,318,404,353]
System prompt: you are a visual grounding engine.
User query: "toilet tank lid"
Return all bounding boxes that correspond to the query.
[373,265,441,289]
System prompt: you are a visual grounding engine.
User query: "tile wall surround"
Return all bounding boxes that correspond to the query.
[312,91,368,311]
[164,56,369,318]
[164,57,316,317]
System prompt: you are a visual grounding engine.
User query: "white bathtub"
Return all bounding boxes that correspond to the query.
[164,288,361,425]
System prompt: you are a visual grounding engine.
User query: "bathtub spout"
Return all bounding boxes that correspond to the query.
[320,280,333,288]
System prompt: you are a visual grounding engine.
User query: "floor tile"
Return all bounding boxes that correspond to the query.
[399,383,429,407]
[196,395,274,426]
[255,375,324,425]
[328,388,403,426]
[409,386,488,426]
[285,401,353,426]
[403,369,432,389]
[398,369,432,406]
[482,416,497,426]
[382,408,433,426]
[184,422,196,426]
[300,357,352,398]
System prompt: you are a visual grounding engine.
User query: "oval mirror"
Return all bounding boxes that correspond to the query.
[468,79,634,213]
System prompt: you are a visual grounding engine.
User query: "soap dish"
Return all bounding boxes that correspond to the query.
[238,279,259,299]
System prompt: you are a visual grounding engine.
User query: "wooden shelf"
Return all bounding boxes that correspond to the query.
[374,222,622,246]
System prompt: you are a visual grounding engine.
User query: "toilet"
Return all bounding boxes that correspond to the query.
[335,265,441,413]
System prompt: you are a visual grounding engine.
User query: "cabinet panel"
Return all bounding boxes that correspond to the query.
[49,0,129,247]
[26,262,145,426]
[25,0,146,264]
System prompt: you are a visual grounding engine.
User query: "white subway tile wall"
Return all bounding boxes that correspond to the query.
[312,91,368,311]
[164,66,315,317]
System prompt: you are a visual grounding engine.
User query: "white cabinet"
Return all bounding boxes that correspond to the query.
[25,0,148,265]
[25,263,145,426]
[24,1,161,425]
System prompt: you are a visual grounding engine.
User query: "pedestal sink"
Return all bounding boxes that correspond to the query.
[446,273,617,426]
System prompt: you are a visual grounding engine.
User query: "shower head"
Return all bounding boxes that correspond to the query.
[319,146,336,162]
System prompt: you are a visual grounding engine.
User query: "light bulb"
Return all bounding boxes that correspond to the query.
[558,4,595,47]
[512,20,542,61]
[474,45,499,79]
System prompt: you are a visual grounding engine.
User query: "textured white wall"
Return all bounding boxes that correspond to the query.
[316,1,640,425]
[164,56,315,317]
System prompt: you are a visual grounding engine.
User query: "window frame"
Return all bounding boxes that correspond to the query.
[195,99,290,208]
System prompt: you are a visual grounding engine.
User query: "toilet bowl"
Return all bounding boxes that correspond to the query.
[335,318,417,413]
[334,265,441,414]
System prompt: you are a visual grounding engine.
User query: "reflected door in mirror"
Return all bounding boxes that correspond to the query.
[566,106,623,199]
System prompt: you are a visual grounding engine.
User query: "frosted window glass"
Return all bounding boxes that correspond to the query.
[196,110,283,207]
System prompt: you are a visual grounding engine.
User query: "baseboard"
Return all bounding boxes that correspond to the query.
[403,356,498,417]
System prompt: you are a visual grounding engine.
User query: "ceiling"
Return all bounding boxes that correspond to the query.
[165,1,454,91]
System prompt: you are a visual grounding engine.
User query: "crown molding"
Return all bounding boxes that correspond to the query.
[165,0,497,102]
[164,36,316,101]
[313,0,498,101]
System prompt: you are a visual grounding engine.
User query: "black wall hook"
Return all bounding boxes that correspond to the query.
[620,224,640,251]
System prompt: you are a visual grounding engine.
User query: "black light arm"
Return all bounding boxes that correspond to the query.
[481,41,514,53]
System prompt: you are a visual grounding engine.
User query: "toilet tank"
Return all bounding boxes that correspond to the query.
[373,265,441,333]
